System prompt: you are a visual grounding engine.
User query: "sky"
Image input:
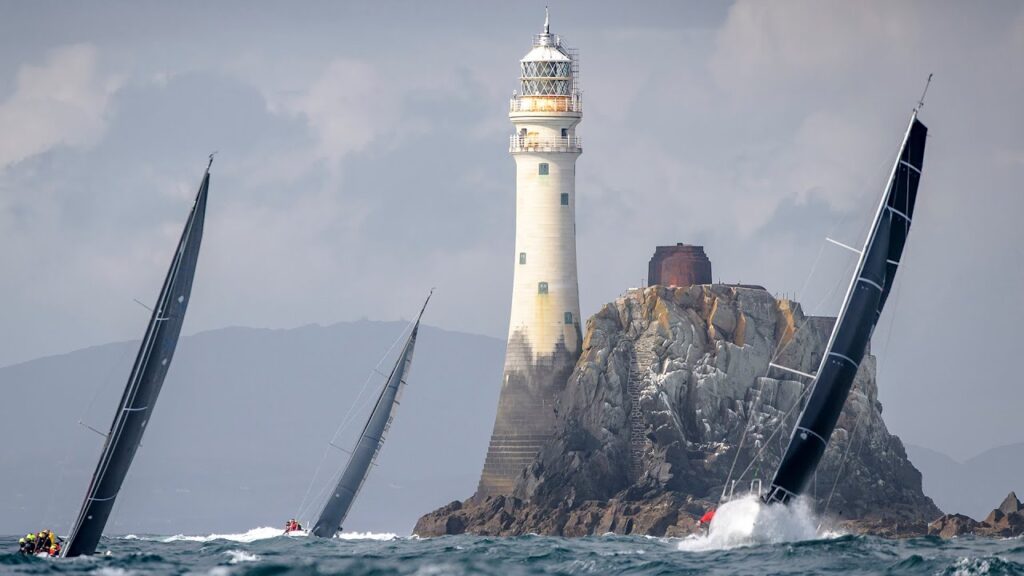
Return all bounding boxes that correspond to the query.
[0,0,1021,460]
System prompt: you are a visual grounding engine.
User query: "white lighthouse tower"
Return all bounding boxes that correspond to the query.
[478,10,583,496]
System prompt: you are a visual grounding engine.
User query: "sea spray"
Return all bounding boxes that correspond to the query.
[335,531,398,541]
[677,494,824,551]
[159,526,284,543]
[224,550,261,564]
[148,527,399,544]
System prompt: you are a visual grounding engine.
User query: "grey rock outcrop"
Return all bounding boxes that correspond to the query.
[417,286,940,537]
[926,514,983,538]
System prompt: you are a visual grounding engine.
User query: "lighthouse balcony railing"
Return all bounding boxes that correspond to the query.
[509,135,582,153]
[509,95,583,113]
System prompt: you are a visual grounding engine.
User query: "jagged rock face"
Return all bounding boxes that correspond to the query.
[927,514,983,539]
[417,285,940,536]
[518,286,937,522]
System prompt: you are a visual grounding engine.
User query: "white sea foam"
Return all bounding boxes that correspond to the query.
[949,557,994,576]
[153,524,397,541]
[126,526,398,543]
[677,494,834,551]
[224,549,261,564]
[90,569,135,576]
[335,531,398,541]
[160,526,286,543]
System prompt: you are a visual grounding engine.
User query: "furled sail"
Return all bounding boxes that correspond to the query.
[310,294,431,538]
[62,159,212,557]
[763,112,927,505]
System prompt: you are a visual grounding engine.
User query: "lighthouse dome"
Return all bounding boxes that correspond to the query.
[518,12,575,97]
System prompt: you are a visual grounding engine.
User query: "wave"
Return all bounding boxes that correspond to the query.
[158,526,286,543]
[676,494,840,551]
[941,556,1024,576]
[122,527,400,544]
[335,531,398,541]
[224,549,261,564]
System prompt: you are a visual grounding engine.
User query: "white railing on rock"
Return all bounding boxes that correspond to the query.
[509,95,583,114]
[509,136,582,153]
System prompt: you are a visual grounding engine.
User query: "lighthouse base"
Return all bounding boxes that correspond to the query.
[477,330,578,496]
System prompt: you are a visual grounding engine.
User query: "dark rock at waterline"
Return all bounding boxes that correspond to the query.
[927,514,984,538]
[417,286,941,537]
[413,492,710,537]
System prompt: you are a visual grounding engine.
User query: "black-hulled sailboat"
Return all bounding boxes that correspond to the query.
[61,158,212,557]
[308,293,431,538]
[762,100,928,506]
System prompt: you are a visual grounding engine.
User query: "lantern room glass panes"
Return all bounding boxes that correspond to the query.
[520,60,573,95]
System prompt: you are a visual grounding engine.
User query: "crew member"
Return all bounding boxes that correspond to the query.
[35,531,49,554]
[697,509,716,534]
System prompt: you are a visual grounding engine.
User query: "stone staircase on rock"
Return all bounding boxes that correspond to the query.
[627,338,656,482]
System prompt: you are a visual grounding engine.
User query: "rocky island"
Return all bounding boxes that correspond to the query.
[417,285,942,537]
[928,492,1024,538]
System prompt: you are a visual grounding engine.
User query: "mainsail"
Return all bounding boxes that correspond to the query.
[310,294,431,538]
[763,111,927,505]
[62,158,212,557]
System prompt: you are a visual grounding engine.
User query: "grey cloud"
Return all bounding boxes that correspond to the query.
[0,0,1022,463]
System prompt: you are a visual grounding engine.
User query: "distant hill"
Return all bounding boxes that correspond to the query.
[906,442,1024,519]
[0,321,505,536]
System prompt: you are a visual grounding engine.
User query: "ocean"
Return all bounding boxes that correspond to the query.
[2,529,1022,575]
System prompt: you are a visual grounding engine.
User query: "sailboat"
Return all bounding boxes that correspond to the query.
[306,293,431,538]
[60,157,213,557]
[761,96,929,506]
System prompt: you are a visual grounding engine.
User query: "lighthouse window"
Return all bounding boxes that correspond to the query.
[560,193,569,206]
[538,282,549,294]
[538,163,549,175]
[519,252,527,265]
[564,312,573,325]
[561,128,568,138]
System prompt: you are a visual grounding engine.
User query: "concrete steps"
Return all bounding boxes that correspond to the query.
[627,338,656,482]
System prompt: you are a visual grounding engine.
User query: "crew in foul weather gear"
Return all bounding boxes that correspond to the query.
[36,532,49,554]
[284,519,302,534]
[696,509,715,535]
[25,530,61,555]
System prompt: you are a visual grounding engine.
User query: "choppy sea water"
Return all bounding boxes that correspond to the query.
[2,529,1022,576]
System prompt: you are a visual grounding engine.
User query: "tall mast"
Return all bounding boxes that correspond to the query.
[763,107,928,505]
[62,160,212,556]
[310,292,431,537]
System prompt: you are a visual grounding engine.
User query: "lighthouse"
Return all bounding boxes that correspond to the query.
[478,11,583,496]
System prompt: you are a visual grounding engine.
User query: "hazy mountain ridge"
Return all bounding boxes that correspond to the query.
[0,320,505,536]
[906,442,1024,520]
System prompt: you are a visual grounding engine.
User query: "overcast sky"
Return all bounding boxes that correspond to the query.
[1,1,1021,459]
